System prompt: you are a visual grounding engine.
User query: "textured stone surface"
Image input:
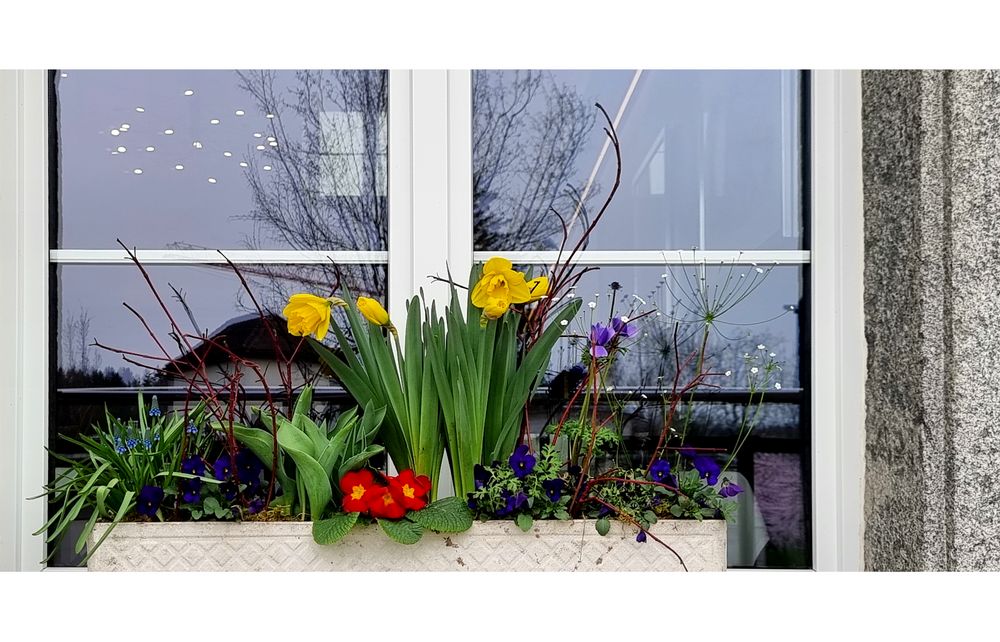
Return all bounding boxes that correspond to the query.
[864,70,1000,571]
[87,520,726,572]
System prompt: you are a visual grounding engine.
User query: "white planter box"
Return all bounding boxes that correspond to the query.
[87,519,726,571]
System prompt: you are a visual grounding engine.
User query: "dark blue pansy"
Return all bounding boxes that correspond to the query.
[236,449,263,489]
[692,455,720,486]
[181,479,202,503]
[248,498,265,514]
[649,459,671,483]
[542,478,564,502]
[473,463,491,490]
[214,454,234,481]
[636,530,647,543]
[508,445,536,479]
[136,485,164,518]
[221,482,238,502]
[181,455,206,477]
[466,493,478,511]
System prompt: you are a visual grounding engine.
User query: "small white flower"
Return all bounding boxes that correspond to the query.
[740,273,746,279]
[751,367,759,374]
[661,273,669,279]
[620,315,630,323]
[757,344,766,350]
[566,293,575,299]
[725,370,732,377]
[587,301,597,310]
[656,312,662,317]
[769,352,776,358]
[559,320,568,326]
[605,386,614,392]
[755,267,764,274]
[640,394,648,400]
[632,294,647,305]
[774,382,782,390]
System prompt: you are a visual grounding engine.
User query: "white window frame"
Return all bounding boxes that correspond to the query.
[0,69,864,571]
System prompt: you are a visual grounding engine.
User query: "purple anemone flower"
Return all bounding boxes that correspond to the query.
[719,481,744,498]
[508,444,536,479]
[542,478,565,502]
[649,459,671,484]
[611,316,639,339]
[589,323,616,358]
[136,485,163,518]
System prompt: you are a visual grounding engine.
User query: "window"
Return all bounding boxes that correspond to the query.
[48,69,388,565]
[472,70,810,568]
[8,69,861,571]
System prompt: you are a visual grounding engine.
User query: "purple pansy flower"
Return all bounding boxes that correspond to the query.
[181,479,202,503]
[221,482,238,502]
[473,463,491,490]
[136,485,163,518]
[181,455,205,477]
[508,444,536,479]
[214,454,234,481]
[542,478,565,502]
[649,459,671,484]
[681,447,721,486]
[636,530,647,543]
[589,323,616,358]
[611,316,639,339]
[236,449,263,490]
[495,490,528,517]
[247,498,265,514]
[719,481,744,498]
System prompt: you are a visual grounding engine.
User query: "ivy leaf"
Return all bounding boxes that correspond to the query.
[312,512,360,545]
[377,518,424,545]
[515,513,533,532]
[408,496,473,533]
[596,516,611,536]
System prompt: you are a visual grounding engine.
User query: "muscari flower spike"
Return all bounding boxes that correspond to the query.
[148,396,162,418]
[186,421,198,435]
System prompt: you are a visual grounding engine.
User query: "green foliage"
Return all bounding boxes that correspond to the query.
[313,512,360,545]
[231,386,385,520]
[408,496,474,533]
[547,419,621,464]
[34,393,206,564]
[377,517,424,545]
[425,265,582,498]
[310,294,444,497]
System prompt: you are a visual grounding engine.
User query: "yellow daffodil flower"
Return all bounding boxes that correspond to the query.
[357,297,391,326]
[282,293,346,341]
[471,257,532,313]
[526,275,549,302]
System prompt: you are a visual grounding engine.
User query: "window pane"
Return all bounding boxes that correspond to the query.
[472,70,802,251]
[54,70,387,250]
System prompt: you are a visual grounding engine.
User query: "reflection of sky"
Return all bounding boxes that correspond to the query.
[474,70,802,251]
[57,70,302,249]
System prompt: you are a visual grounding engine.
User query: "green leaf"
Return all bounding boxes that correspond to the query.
[596,516,611,536]
[312,512,360,545]
[553,508,571,521]
[204,496,220,511]
[408,496,474,533]
[515,513,533,532]
[670,504,683,518]
[337,445,385,479]
[377,517,424,545]
[643,510,658,525]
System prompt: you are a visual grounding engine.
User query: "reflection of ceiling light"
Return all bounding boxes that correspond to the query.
[60,72,68,78]
[116,146,126,153]
[266,114,275,119]
[235,109,245,116]
[192,141,203,149]
[111,151,118,155]
[266,136,275,142]
[208,177,217,184]
[223,151,232,157]
[164,129,174,135]
[111,129,120,136]
[184,89,194,96]
[263,165,272,171]
[269,141,277,147]
[135,107,145,113]
[120,124,130,131]
[145,146,155,152]
[133,169,143,174]
[175,164,184,170]
[210,119,220,125]
[256,145,265,151]
[253,133,262,138]
[239,161,248,167]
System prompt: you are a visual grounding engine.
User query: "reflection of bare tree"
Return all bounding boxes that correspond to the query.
[236,69,388,306]
[473,71,596,251]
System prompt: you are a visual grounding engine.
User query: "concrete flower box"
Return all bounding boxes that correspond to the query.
[87,519,726,571]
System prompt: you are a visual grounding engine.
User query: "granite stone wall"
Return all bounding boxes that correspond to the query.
[864,70,1000,570]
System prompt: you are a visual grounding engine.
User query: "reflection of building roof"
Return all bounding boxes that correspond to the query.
[169,313,321,370]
